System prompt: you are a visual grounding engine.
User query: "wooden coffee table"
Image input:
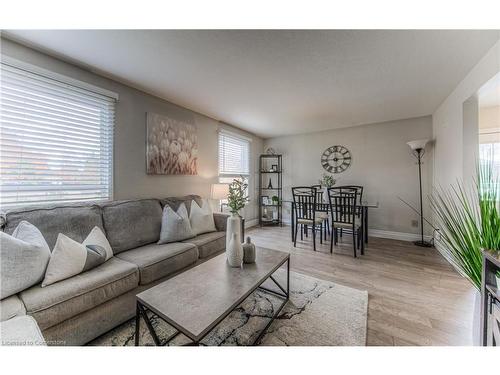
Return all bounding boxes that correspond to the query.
[135,247,290,346]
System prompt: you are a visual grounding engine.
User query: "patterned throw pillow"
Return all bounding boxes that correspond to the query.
[189,198,216,235]
[0,221,51,299]
[158,203,195,244]
[42,227,112,287]
[82,226,113,261]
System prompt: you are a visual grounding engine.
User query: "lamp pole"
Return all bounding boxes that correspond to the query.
[413,147,432,247]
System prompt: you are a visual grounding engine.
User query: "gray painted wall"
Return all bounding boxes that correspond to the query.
[0,38,264,221]
[264,116,434,236]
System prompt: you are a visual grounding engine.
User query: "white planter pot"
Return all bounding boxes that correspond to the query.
[226,213,241,246]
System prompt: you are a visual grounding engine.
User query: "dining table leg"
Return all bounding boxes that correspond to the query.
[364,206,368,243]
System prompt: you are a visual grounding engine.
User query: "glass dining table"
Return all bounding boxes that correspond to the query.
[283,200,379,243]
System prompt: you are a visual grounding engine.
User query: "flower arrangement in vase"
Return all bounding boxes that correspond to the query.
[225,177,249,267]
[318,173,336,188]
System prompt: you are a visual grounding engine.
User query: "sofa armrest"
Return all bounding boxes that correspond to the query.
[0,316,46,346]
[213,212,230,232]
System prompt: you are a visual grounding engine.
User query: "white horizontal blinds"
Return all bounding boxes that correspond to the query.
[218,131,250,175]
[0,62,115,208]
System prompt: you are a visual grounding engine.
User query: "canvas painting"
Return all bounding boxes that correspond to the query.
[146,112,198,175]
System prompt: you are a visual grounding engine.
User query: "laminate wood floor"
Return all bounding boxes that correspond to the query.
[246,225,476,346]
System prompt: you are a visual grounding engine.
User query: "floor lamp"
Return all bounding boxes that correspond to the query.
[407,139,433,247]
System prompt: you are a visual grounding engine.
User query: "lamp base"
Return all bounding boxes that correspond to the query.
[413,240,433,248]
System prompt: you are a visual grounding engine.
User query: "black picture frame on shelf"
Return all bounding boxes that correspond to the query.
[271,164,278,172]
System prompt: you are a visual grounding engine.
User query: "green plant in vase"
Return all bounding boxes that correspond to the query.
[225,176,249,267]
[271,195,279,205]
[227,177,249,214]
[430,162,499,290]
[430,161,499,344]
[318,173,336,188]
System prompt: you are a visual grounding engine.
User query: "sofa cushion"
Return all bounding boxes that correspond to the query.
[19,257,139,330]
[183,231,226,259]
[116,242,198,285]
[2,202,104,250]
[213,212,230,232]
[1,221,51,299]
[189,199,216,235]
[102,199,162,254]
[42,233,108,287]
[158,203,195,244]
[0,315,46,346]
[160,195,203,215]
[0,295,26,322]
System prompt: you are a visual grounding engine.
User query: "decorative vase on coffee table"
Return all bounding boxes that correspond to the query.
[227,232,243,267]
[226,212,241,247]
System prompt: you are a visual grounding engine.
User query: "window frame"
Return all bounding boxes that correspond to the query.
[0,56,118,208]
[217,128,252,206]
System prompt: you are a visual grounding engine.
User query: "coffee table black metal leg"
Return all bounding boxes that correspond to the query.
[287,257,290,298]
[135,302,140,346]
[253,257,290,346]
[137,302,161,346]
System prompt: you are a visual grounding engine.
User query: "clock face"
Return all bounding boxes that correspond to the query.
[321,145,352,173]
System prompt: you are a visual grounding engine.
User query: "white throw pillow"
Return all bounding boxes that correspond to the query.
[82,226,113,261]
[0,221,50,299]
[189,199,216,235]
[158,203,195,244]
[42,229,110,287]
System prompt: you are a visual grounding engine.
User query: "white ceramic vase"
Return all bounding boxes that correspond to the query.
[226,213,241,247]
[227,232,243,267]
[226,213,243,267]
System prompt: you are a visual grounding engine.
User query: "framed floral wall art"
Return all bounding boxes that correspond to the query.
[146,112,198,175]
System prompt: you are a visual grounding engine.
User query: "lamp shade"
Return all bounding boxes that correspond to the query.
[406,139,429,151]
[211,183,229,200]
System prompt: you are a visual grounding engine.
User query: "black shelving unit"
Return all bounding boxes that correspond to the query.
[259,154,283,226]
[480,249,500,346]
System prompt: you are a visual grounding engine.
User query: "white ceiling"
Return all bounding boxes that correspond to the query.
[4,30,500,138]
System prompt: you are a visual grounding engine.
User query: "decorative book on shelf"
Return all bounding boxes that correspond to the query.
[259,154,283,227]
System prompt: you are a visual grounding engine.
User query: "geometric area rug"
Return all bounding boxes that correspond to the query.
[88,271,368,346]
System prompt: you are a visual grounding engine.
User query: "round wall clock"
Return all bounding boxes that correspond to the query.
[321,145,352,173]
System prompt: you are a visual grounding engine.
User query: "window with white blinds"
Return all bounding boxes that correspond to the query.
[0,61,116,208]
[218,130,250,176]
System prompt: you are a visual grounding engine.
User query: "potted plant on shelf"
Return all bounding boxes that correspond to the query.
[226,177,249,267]
[430,162,500,344]
[318,173,336,188]
[271,195,279,205]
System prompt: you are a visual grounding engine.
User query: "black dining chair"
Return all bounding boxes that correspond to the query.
[335,185,364,238]
[292,186,323,251]
[327,187,364,257]
[311,184,330,240]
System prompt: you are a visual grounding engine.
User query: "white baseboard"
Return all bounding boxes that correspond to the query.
[279,220,432,243]
[245,219,259,228]
[368,229,433,242]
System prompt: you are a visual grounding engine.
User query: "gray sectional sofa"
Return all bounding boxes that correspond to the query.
[0,195,229,345]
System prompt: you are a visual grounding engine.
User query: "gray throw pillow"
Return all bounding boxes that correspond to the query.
[0,221,51,299]
[158,203,195,244]
[42,233,107,287]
